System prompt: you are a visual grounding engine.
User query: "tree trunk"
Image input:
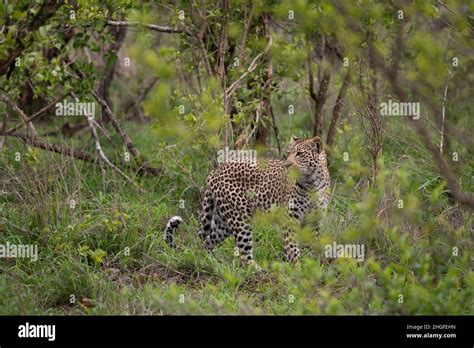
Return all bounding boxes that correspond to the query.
[313,69,331,137]
[326,71,351,149]
[97,22,127,123]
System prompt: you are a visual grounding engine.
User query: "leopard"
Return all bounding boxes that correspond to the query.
[163,135,331,267]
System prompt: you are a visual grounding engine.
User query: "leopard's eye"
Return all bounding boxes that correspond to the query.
[295,151,303,157]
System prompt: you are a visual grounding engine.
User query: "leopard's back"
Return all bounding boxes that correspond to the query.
[207,159,291,211]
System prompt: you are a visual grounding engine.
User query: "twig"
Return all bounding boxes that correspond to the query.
[440,71,450,154]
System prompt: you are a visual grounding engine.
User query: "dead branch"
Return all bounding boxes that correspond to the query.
[1,94,37,137]
[87,117,145,193]
[92,90,162,176]
[5,93,70,135]
[9,132,95,163]
[106,20,189,35]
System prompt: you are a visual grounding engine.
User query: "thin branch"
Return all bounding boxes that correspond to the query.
[440,71,450,154]
[1,94,37,137]
[193,0,213,76]
[238,2,256,65]
[123,76,158,116]
[106,20,189,35]
[308,49,317,102]
[0,112,7,151]
[269,103,281,155]
[92,90,162,176]
[225,38,273,98]
[5,93,69,134]
[87,117,145,193]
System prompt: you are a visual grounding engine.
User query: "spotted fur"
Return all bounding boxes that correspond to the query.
[164,136,331,265]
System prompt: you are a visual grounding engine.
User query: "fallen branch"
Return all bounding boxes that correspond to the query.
[9,132,95,163]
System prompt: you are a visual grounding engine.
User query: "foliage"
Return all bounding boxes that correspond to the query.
[0,0,472,315]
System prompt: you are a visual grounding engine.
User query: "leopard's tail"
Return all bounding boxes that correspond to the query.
[163,216,183,248]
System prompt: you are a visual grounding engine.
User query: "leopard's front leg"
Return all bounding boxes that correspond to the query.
[284,198,304,262]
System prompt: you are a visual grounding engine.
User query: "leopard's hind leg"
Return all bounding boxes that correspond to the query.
[224,206,255,262]
[197,189,215,242]
[203,205,231,250]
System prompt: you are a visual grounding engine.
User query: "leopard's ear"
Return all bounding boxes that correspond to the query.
[290,135,299,147]
[310,136,322,153]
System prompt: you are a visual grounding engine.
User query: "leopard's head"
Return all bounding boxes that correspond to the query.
[285,136,328,177]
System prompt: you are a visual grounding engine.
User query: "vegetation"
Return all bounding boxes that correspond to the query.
[0,0,472,315]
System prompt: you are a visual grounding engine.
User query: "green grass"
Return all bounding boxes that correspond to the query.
[0,122,472,315]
